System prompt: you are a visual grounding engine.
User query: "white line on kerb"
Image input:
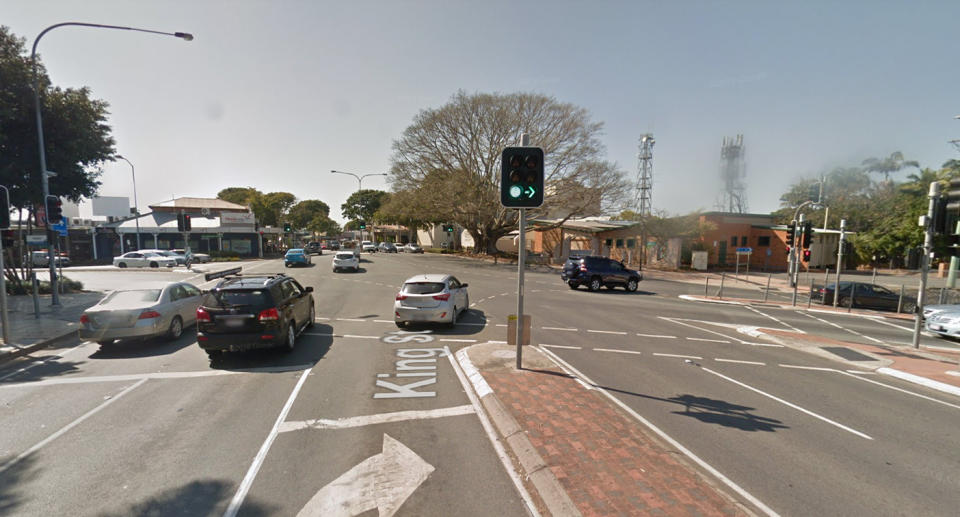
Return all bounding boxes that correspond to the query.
[539,344,582,350]
[587,330,628,335]
[652,353,702,360]
[594,348,642,355]
[225,368,312,517]
[702,367,873,440]
[534,346,779,517]
[715,358,765,365]
[636,333,677,339]
[279,405,475,432]
[686,337,729,343]
[542,326,578,332]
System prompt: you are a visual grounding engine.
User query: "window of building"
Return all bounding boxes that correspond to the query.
[626,239,636,248]
[730,236,737,246]
[605,238,613,247]
[758,236,771,247]
[741,236,748,246]
[615,239,624,248]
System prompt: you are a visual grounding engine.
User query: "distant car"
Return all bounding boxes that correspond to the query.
[140,249,186,266]
[925,310,960,338]
[31,250,71,268]
[923,304,960,320]
[362,241,377,253]
[196,273,315,358]
[333,251,360,272]
[561,256,642,292]
[380,242,398,253]
[405,243,423,254]
[816,281,916,312]
[304,242,323,255]
[171,249,211,264]
[394,274,469,327]
[327,241,340,251]
[284,248,311,267]
[113,251,178,268]
[79,282,203,347]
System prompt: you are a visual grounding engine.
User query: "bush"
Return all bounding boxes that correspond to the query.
[209,250,242,258]
[5,276,83,295]
[211,257,242,262]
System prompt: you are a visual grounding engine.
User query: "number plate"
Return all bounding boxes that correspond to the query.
[931,325,943,331]
[224,319,245,328]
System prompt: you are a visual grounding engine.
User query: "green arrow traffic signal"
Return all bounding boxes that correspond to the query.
[500,147,544,208]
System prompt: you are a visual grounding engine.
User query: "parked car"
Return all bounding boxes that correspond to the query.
[394,274,469,327]
[405,243,424,254]
[304,242,323,255]
[333,251,360,272]
[326,241,340,251]
[196,273,314,358]
[816,281,916,312]
[925,310,960,338]
[923,304,960,320]
[362,240,377,253]
[284,248,312,267]
[379,242,398,253]
[171,249,211,263]
[30,250,71,267]
[113,251,178,268]
[140,249,187,266]
[79,282,203,347]
[561,256,642,292]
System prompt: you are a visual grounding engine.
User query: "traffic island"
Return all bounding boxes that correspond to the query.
[458,342,752,516]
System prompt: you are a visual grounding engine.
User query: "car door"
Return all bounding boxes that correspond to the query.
[600,259,618,285]
[127,253,144,266]
[872,285,896,309]
[180,284,203,323]
[448,277,466,309]
[288,279,310,325]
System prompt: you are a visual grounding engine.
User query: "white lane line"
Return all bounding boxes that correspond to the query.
[342,335,380,339]
[846,370,875,375]
[863,317,914,332]
[636,333,677,339]
[439,338,477,343]
[495,324,507,327]
[652,353,702,360]
[315,317,331,321]
[224,368,312,517]
[0,341,89,382]
[799,311,886,344]
[594,348,642,355]
[778,364,837,372]
[586,330,628,335]
[279,405,476,432]
[744,306,802,333]
[798,311,844,329]
[686,337,730,343]
[540,344,582,350]
[659,317,752,345]
[488,340,507,344]
[0,365,314,388]
[0,378,146,474]
[701,367,873,440]
[373,320,394,323]
[748,342,784,348]
[839,371,960,410]
[336,318,367,322]
[715,358,765,366]
[542,326,578,332]
[534,346,779,517]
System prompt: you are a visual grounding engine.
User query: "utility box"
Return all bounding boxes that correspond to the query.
[692,251,708,271]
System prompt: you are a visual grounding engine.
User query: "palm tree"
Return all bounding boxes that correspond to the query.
[862,151,919,182]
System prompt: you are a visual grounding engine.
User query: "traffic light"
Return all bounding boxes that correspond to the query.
[500,147,544,208]
[785,246,791,256]
[284,222,292,232]
[358,221,366,230]
[443,224,454,233]
[785,221,796,247]
[45,195,62,226]
[801,221,813,249]
[1,230,13,248]
[0,189,9,230]
[177,213,184,232]
[183,214,191,232]
[802,249,811,262]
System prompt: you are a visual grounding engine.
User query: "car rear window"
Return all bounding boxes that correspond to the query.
[102,289,162,304]
[336,252,355,259]
[204,289,271,308]
[403,282,446,294]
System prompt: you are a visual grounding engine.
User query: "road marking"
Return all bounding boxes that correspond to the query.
[846,370,875,374]
[488,340,507,344]
[374,320,395,323]
[863,317,914,332]
[586,329,627,335]
[343,335,380,339]
[652,352,702,359]
[594,348,642,355]
[798,311,843,329]
[374,347,449,398]
[542,326,578,332]
[316,317,331,321]
[540,344,582,350]
[534,346,779,517]
[748,342,784,348]
[280,405,475,432]
[686,337,730,343]
[495,324,507,327]
[701,367,873,440]
[839,371,960,410]
[0,365,313,388]
[225,368,313,517]
[337,318,367,322]
[778,364,836,372]
[744,306,803,333]
[303,332,334,336]
[0,341,89,381]
[659,317,753,345]
[636,333,677,339]
[0,378,146,475]
[715,358,765,365]
[438,338,477,343]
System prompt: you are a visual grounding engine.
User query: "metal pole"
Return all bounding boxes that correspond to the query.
[118,156,139,250]
[745,253,750,282]
[704,277,709,297]
[834,219,846,309]
[897,284,905,313]
[735,252,740,281]
[822,267,830,305]
[718,272,725,299]
[913,182,939,348]
[848,282,855,313]
[31,272,39,318]
[0,231,8,345]
[807,278,814,308]
[872,268,876,286]
[938,287,945,305]
[763,274,771,302]
[515,132,530,370]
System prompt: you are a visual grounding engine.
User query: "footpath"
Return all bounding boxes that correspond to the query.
[0,292,102,361]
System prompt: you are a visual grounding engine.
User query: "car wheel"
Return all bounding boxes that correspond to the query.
[285,262,290,268]
[97,339,114,347]
[284,321,296,352]
[839,297,852,308]
[448,307,458,328]
[117,262,127,268]
[568,281,579,290]
[206,350,222,360]
[626,279,638,292]
[395,321,405,328]
[307,304,315,328]
[149,261,159,268]
[168,316,183,339]
[902,302,917,313]
[588,277,602,292]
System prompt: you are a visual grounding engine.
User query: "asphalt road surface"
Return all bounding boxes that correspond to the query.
[3,252,960,516]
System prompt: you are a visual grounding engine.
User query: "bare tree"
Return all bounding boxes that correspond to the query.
[390,91,627,254]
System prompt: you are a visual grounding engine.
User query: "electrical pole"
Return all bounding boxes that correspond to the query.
[833,219,846,309]
[913,182,940,348]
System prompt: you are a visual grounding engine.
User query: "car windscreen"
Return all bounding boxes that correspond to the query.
[403,282,446,294]
[102,289,162,304]
[336,253,355,259]
[204,289,270,308]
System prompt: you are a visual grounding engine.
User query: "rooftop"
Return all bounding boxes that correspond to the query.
[148,197,249,212]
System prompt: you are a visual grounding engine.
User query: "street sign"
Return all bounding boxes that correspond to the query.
[26,234,47,245]
[51,217,68,237]
[736,247,752,254]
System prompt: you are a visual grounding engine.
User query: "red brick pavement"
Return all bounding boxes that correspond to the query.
[483,367,750,517]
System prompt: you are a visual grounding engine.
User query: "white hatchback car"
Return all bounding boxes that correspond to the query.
[394,274,469,327]
[332,251,360,272]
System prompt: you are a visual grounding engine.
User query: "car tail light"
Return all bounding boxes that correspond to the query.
[258,307,280,321]
[396,293,407,301]
[580,263,587,272]
[80,314,90,324]
[138,310,161,320]
[196,307,211,322]
[433,293,450,301]
[261,335,275,340]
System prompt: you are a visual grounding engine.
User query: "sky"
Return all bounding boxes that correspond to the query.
[4,0,960,224]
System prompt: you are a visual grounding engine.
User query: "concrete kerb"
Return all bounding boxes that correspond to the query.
[0,328,78,364]
[456,344,581,517]
[679,294,918,323]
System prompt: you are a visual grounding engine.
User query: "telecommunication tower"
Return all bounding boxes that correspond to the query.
[635,134,655,216]
[718,134,747,213]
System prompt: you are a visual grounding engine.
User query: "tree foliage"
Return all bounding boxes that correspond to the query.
[217,187,297,227]
[389,91,628,254]
[287,199,330,229]
[341,189,388,223]
[861,151,919,182]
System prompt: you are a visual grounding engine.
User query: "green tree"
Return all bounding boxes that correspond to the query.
[287,199,330,229]
[307,215,341,236]
[390,91,627,254]
[217,187,261,206]
[254,192,296,227]
[862,151,919,182]
[341,189,388,223]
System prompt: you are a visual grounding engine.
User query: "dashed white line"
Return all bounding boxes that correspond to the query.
[587,330,628,335]
[636,333,677,339]
[594,348,642,355]
[336,318,367,322]
[652,353,702,360]
[542,326,578,332]
[778,364,836,372]
[373,320,394,323]
[539,344,582,350]
[686,337,730,343]
[342,335,380,339]
[715,358,765,365]
[439,338,477,343]
[745,306,802,333]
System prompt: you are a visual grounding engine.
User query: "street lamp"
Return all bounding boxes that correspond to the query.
[32,22,192,305]
[115,155,139,250]
[330,169,387,241]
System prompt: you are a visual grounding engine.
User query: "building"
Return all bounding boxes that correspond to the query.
[62,196,132,225]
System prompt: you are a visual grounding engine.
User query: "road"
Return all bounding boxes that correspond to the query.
[3,252,960,515]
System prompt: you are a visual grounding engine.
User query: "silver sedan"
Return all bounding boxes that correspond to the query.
[79,282,204,346]
[394,274,469,327]
[925,309,960,339]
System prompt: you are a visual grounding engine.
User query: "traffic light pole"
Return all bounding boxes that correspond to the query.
[791,214,804,305]
[913,182,940,349]
[834,219,846,309]
[515,133,530,370]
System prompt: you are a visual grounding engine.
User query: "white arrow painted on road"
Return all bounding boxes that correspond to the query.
[297,434,434,517]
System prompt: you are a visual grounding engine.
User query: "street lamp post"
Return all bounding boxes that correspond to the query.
[116,155,139,250]
[330,170,387,242]
[31,22,192,305]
